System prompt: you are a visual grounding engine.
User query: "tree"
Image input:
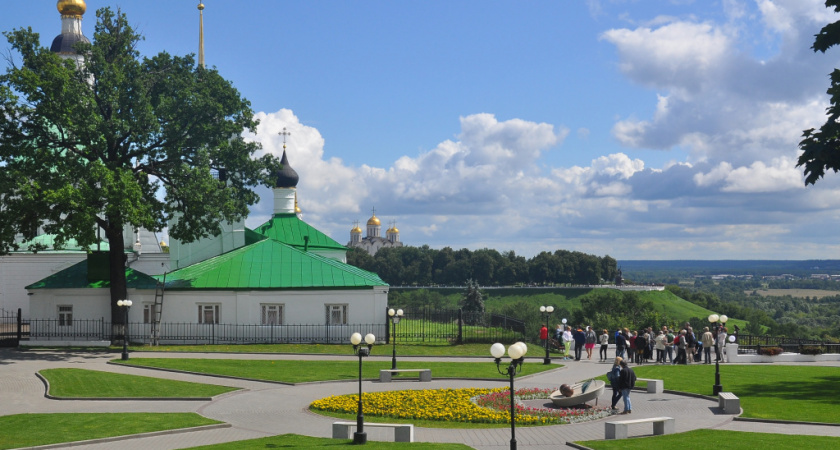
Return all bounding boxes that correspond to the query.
[798,0,840,184]
[460,279,485,325]
[0,9,280,326]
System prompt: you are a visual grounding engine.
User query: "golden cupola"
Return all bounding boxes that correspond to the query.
[57,0,87,17]
[367,214,381,226]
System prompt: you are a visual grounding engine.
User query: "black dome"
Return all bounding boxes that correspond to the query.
[50,32,90,54]
[274,150,299,188]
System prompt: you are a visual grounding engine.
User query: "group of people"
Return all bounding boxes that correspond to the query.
[613,324,730,365]
[540,322,731,365]
[540,324,603,361]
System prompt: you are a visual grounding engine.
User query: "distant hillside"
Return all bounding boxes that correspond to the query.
[389,287,745,329]
[619,260,840,283]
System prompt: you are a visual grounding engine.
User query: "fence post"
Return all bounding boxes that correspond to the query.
[16,308,22,345]
[457,308,463,345]
[385,306,391,344]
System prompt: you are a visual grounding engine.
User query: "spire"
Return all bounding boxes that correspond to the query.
[198,3,205,68]
[273,128,299,188]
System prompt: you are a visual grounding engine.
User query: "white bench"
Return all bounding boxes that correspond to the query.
[637,378,664,393]
[719,392,740,413]
[332,421,414,442]
[379,369,431,382]
[605,416,675,440]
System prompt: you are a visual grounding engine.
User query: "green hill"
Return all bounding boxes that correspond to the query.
[389,287,745,331]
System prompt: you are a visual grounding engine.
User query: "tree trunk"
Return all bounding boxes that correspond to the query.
[106,226,128,326]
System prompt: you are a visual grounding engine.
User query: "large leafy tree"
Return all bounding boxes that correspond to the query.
[0,8,280,324]
[798,0,840,184]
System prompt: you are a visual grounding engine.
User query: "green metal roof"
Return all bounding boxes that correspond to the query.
[26,260,159,290]
[14,234,110,252]
[162,238,386,290]
[252,213,346,252]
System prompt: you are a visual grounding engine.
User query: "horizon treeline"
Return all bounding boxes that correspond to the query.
[346,245,618,286]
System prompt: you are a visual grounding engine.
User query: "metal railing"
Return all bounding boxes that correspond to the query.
[733,334,840,355]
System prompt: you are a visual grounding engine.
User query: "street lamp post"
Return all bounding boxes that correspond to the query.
[117,299,133,360]
[491,341,528,450]
[539,305,554,364]
[708,313,728,395]
[351,332,375,445]
[388,308,404,369]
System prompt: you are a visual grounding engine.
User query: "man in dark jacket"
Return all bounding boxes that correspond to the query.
[615,329,627,359]
[572,326,586,361]
[618,359,636,414]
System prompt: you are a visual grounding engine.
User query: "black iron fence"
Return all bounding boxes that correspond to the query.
[733,334,840,354]
[0,309,28,347]
[19,309,526,346]
[26,319,387,345]
[384,308,526,344]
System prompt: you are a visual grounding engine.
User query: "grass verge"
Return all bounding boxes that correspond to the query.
[576,429,840,449]
[116,359,559,383]
[39,368,238,398]
[186,433,473,449]
[110,342,505,356]
[597,364,840,423]
[0,413,222,449]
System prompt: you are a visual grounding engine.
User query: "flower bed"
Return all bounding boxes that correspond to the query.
[310,387,610,425]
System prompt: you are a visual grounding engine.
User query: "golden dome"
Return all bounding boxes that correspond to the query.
[351,225,362,233]
[367,215,380,226]
[390,226,399,234]
[57,0,86,16]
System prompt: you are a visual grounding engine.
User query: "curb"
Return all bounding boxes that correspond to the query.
[17,423,232,450]
[733,416,840,427]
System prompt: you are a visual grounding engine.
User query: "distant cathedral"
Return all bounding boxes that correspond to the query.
[348,209,403,256]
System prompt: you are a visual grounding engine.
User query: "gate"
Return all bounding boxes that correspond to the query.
[0,308,28,347]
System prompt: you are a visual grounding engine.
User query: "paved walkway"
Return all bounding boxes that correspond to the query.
[1,349,838,449]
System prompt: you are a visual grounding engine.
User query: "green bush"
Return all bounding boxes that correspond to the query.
[800,345,824,355]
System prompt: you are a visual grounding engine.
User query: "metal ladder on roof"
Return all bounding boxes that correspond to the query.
[150,273,166,346]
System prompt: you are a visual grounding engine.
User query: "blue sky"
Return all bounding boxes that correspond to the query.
[3,1,840,260]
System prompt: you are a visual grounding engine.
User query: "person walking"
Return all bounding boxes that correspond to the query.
[599,329,610,361]
[618,359,636,414]
[615,328,627,359]
[573,326,586,361]
[562,326,573,360]
[609,357,623,411]
[701,326,714,364]
[716,326,728,362]
[675,329,688,364]
[665,328,675,363]
[654,330,666,363]
[540,324,549,352]
[584,326,597,360]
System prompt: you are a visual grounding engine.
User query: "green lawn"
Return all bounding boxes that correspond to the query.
[618,364,840,423]
[113,342,499,356]
[577,429,840,449]
[186,433,473,449]
[0,413,222,449]
[39,368,239,398]
[116,359,559,383]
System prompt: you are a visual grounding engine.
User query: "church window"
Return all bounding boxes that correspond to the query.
[326,304,347,325]
[198,304,220,324]
[58,305,72,326]
[261,304,284,325]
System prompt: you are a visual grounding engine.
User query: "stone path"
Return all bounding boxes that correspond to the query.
[1,349,837,449]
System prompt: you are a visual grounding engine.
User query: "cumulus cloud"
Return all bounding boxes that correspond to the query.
[234,1,840,260]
